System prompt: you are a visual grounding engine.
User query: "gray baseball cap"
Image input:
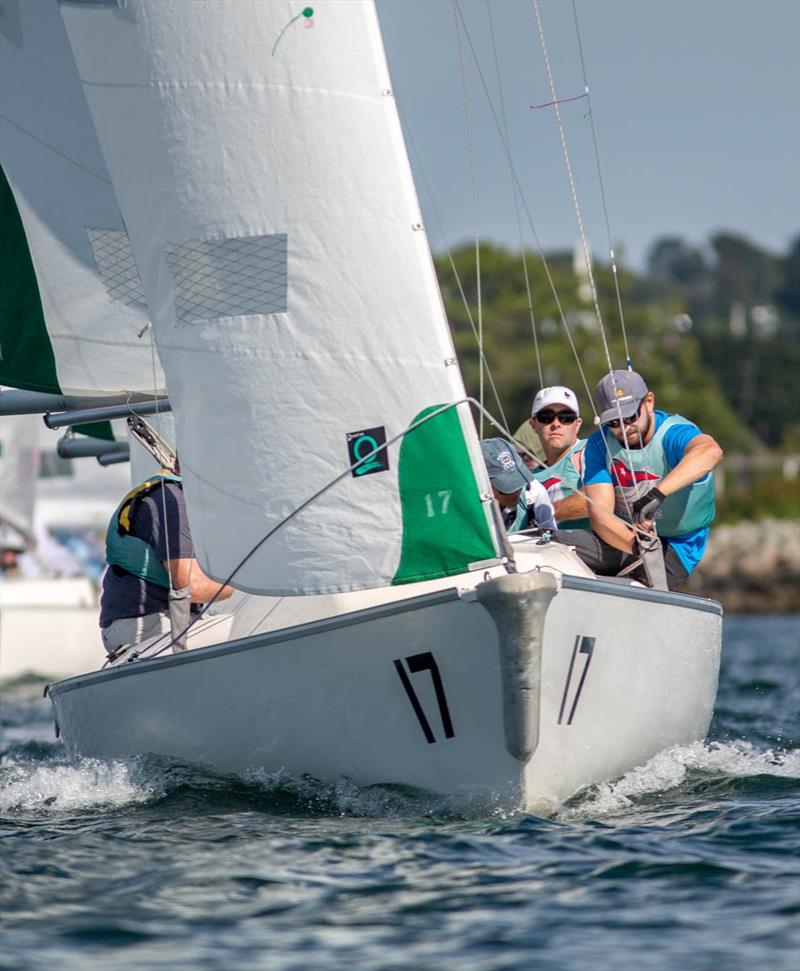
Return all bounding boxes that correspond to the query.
[481,438,532,493]
[595,370,649,424]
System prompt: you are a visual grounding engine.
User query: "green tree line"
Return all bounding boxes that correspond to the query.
[435,231,800,455]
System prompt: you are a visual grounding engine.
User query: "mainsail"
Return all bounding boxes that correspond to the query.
[7,0,501,595]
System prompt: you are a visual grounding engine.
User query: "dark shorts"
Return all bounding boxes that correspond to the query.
[554,528,690,591]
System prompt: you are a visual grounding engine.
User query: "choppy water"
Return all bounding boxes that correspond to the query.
[2,615,798,971]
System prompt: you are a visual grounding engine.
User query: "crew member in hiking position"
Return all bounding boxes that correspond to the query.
[527,385,589,529]
[481,438,556,533]
[561,369,723,590]
[100,465,233,656]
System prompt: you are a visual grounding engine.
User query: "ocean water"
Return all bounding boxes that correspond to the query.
[1,615,798,971]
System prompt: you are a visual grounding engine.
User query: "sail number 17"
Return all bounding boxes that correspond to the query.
[424,490,452,517]
[393,652,455,744]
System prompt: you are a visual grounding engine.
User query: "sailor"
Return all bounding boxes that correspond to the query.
[99,464,233,657]
[560,369,723,590]
[527,385,590,529]
[480,438,556,533]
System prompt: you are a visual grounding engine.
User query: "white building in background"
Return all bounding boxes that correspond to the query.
[573,240,594,305]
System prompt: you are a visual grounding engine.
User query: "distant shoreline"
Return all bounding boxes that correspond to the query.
[684,519,800,613]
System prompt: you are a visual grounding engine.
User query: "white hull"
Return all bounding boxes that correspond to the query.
[0,577,103,681]
[47,543,722,812]
[0,576,235,682]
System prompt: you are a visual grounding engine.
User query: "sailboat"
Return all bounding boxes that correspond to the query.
[0,0,721,813]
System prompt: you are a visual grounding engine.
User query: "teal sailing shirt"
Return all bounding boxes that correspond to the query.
[583,411,716,573]
[531,440,589,530]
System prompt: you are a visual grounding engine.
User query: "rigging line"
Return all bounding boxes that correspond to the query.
[135,394,653,663]
[486,0,543,388]
[138,397,503,662]
[570,0,631,368]
[398,104,509,431]
[451,2,595,419]
[453,0,484,438]
[145,322,175,590]
[0,114,112,186]
[470,403,658,561]
[455,4,635,527]
[530,0,636,521]
[532,0,615,379]
[530,92,588,110]
[533,0,633,518]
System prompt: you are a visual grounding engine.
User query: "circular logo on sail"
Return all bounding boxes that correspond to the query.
[346,426,389,478]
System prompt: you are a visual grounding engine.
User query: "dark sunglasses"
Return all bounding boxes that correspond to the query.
[536,410,578,425]
[605,400,644,429]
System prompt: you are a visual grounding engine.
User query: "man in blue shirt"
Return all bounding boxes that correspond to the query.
[101,472,233,657]
[559,369,723,590]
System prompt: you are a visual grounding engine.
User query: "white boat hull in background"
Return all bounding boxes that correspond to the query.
[47,544,722,813]
[0,577,102,681]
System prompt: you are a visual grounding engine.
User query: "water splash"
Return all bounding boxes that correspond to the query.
[562,740,800,820]
[0,757,156,814]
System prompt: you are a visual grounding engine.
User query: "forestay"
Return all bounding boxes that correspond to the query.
[0,0,164,396]
[57,0,500,594]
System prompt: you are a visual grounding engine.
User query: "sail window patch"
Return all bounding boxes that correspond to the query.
[86,229,147,311]
[165,234,288,322]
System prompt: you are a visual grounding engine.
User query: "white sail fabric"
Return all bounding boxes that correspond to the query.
[0,0,163,396]
[59,0,500,594]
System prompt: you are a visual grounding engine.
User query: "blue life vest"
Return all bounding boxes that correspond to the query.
[105,473,182,588]
[604,415,715,536]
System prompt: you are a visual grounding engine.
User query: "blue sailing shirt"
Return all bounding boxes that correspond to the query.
[583,410,709,573]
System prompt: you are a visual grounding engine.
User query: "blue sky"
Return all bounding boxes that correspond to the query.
[376,0,800,270]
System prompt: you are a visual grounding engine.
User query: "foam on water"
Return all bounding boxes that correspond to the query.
[0,757,157,814]
[3,738,796,820]
[562,740,800,820]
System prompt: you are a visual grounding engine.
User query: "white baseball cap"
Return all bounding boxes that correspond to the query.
[531,386,579,417]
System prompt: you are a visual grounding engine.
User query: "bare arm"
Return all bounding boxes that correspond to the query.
[165,558,234,603]
[585,481,637,554]
[553,491,589,523]
[657,435,723,497]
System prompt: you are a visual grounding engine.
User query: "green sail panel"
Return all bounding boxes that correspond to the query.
[74,421,116,442]
[0,165,61,394]
[392,406,497,585]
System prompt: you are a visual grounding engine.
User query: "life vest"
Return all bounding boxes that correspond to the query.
[531,440,589,529]
[105,473,182,588]
[604,414,715,536]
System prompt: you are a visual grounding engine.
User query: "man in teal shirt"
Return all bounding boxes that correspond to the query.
[527,385,589,529]
[568,369,723,589]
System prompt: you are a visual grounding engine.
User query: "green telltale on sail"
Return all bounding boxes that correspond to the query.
[0,165,61,395]
[392,405,497,585]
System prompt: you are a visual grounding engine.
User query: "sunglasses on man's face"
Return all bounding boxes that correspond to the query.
[606,401,644,429]
[535,410,578,425]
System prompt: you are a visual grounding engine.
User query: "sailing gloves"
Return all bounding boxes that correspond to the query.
[631,487,666,522]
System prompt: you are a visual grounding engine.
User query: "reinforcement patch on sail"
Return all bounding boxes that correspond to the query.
[165,234,288,322]
[0,165,60,394]
[392,406,496,585]
[86,229,147,311]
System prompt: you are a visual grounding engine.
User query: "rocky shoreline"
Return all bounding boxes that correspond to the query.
[684,519,800,613]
